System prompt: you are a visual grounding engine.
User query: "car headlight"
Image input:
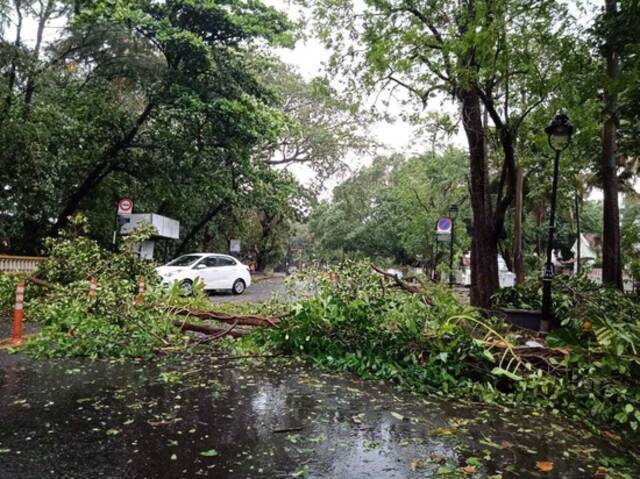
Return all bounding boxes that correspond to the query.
[164,271,176,278]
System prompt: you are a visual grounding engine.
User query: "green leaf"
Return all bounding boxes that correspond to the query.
[200,449,219,457]
[390,411,405,421]
[490,367,523,381]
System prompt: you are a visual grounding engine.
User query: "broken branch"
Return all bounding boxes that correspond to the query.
[173,320,249,338]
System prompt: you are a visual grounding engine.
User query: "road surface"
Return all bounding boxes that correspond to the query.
[208,275,302,305]
[1,352,634,478]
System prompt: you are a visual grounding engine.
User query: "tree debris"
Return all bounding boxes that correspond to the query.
[173,320,248,338]
[167,307,281,328]
[371,264,432,304]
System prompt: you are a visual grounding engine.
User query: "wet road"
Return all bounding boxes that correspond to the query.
[1,352,637,478]
[208,276,305,305]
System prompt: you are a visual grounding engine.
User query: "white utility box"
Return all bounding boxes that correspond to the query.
[119,214,180,239]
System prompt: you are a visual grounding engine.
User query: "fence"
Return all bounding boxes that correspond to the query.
[0,255,46,273]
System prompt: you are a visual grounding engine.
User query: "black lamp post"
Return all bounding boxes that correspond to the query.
[542,113,574,331]
[448,203,459,286]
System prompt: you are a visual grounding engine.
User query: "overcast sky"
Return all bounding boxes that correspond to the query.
[264,0,472,195]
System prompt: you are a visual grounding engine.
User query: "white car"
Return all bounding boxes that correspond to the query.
[156,254,252,295]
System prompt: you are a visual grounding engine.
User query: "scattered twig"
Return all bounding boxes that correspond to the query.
[200,321,239,342]
[371,264,432,304]
[379,277,386,297]
[272,426,304,434]
[26,276,57,289]
[212,353,289,361]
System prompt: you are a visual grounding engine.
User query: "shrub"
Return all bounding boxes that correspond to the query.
[258,262,640,439]
[18,216,189,358]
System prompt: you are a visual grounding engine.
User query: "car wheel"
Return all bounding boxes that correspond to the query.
[232,279,246,295]
[180,279,193,297]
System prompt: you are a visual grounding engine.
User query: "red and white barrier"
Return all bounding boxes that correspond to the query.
[136,277,145,305]
[11,282,25,345]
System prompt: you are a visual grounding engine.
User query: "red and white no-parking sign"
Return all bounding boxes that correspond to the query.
[117,197,134,215]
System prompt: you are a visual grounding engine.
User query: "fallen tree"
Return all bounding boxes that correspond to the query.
[260,261,640,441]
[167,307,281,328]
[173,320,248,339]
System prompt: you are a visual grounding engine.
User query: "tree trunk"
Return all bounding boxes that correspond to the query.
[50,102,154,237]
[19,218,46,255]
[175,203,225,255]
[601,0,623,289]
[4,0,23,112]
[24,0,55,117]
[460,86,499,308]
[254,249,268,272]
[254,214,277,272]
[493,127,517,241]
[513,166,525,284]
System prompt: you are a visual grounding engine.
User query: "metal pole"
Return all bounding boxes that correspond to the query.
[542,149,561,331]
[434,239,439,282]
[449,218,455,286]
[112,205,119,253]
[575,191,581,274]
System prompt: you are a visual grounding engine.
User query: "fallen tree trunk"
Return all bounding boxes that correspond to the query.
[370,264,421,293]
[168,307,280,328]
[371,264,432,305]
[27,276,57,289]
[173,320,249,338]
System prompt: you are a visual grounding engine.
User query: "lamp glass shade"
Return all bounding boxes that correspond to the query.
[548,129,571,151]
[545,114,574,152]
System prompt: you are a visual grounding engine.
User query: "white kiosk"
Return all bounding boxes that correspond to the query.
[119,214,180,260]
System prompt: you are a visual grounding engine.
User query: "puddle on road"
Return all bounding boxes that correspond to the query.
[0,352,637,478]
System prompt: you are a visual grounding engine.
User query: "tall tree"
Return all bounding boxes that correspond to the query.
[0,0,295,252]
[306,0,575,307]
[601,0,623,288]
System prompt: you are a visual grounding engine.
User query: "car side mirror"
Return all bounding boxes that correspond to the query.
[194,264,207,270]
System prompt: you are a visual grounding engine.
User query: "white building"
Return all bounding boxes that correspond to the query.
[571,233,599,273]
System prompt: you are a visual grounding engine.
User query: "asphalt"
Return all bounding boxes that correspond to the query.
[208,275,307,305]
[1,352,636,478]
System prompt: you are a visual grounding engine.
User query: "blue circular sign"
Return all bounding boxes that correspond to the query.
[436,216,452,233]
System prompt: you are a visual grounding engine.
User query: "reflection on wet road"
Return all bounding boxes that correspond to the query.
[0,352,636,478]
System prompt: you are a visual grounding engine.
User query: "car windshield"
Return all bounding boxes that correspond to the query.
[165,255,202,267]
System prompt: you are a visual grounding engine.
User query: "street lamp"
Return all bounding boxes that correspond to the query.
[542,112,574,331]
[448,203,459,287]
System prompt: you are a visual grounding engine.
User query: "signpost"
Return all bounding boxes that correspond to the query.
[436,216,452,242]
[436,211,458,286]
[114,197,134,251]
[229,239,241,257]
[117,197,134,215]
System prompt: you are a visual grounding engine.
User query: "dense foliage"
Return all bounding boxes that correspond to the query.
[301,0,640,302]
[0,0,367,270]
[258,262,640,440]
[309,150,470,271]
[0,219,191,358]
